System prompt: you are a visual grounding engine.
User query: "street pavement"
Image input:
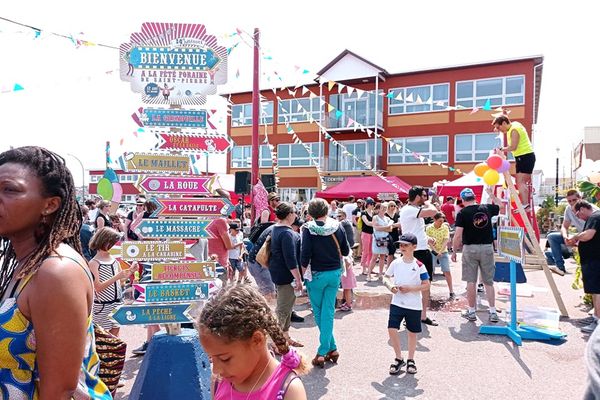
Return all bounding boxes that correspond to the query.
[115,254,591,399]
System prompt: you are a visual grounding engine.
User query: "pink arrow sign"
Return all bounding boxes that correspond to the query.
[151,197,234,218]
[154,133,233,153]
[136,175,214,195]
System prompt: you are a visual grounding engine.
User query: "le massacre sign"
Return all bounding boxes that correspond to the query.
[120,22,228,105]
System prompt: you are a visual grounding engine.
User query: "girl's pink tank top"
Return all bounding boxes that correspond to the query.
[214,363,297,400]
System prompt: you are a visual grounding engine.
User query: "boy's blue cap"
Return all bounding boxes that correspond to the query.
[460,187,476,201]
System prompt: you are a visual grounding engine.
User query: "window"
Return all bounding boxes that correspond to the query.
[328,139,382,171]
[456,75,525,109]
[388,83,449,115]
[230,145,273,168]
[278,97,323,123]
[278,143,322,167]
[231,102,274,127]
[279,188,317,202]
[328,90,383,129]
[455,133,502,162]
[388,136,448,164]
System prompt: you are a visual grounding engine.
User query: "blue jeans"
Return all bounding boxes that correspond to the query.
[546,232,567,271]
[306,269,342,356]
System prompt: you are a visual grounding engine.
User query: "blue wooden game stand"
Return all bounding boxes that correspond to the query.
[479,260,566,345]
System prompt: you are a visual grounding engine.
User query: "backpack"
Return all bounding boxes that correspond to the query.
[248,221,275,244]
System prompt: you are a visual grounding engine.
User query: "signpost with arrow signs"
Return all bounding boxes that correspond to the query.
[132,108,208,129]
[111,303,193,325]
[136,175,214,195]
[124,152,191,173]
[154,132,233,153]
[150,197,234,218]
[135,219,213,239]
[151,261,217,281]
[135,282,210,303]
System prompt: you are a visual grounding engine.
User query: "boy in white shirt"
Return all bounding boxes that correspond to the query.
[383,233,430,375]
[227,223,246,283]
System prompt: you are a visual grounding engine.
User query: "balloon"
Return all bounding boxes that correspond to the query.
[97,177,114,200]
[111,182,123,202]
[103,168,118,183]
[497,159,511,173]
[474,163,490,177]
[483,169,500,186]
[486,155,503,170]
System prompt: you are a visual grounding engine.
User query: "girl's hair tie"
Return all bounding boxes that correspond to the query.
[281,348,301,369]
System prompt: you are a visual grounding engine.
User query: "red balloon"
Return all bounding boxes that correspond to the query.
[486,155,503,170]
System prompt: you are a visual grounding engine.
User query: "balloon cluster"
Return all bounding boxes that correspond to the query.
[473,155,510,186]
[97,168,123,202]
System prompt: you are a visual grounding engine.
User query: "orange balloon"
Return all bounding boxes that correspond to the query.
[474,163,490,177]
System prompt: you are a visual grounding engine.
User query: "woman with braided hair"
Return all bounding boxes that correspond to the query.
[0,146,111,399]
[198,284,309,399]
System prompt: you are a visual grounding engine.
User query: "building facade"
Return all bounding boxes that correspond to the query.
[225,51,543,202]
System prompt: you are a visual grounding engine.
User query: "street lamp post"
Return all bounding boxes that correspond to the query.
[555,148,559,206]
[67,153,86,200]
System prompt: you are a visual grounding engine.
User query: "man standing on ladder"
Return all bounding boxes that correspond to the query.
[493,115,536,210]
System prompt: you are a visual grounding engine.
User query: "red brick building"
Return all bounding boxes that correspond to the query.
[225,51,543,202]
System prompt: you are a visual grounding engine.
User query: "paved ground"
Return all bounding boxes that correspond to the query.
[115,254,592,399]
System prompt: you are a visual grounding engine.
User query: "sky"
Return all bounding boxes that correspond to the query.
[1,0,599,188]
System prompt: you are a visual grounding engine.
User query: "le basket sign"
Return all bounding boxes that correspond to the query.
[120,22,228,105]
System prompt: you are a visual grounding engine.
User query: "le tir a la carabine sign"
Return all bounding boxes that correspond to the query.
[120,22,228,105]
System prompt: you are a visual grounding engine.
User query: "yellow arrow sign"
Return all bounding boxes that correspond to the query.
[125,152,190,173]
[151,261,217,281]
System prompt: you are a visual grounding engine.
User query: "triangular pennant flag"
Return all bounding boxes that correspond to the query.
[435,101,446,107]
[405,93,414,103]
[328,81,335,91]
[356,89,364,99]
[347,118,354,128]
[297,103,303,112]
[302,86,309,95]
[13,84,24,92]
[288,89,296,96]
[347,86,355,96]
[483,99,492,111]
[395,92,403,101]
[335,110,343,120]
[337,83,346,93]
[470,107,479,115]
[327,103,335,112]
[309,91,317,98]
[415,95,423,104]
[425,97,433,105]
[386,91,395,99]
[302,69,310,74]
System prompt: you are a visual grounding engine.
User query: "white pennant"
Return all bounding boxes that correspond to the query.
[337,83,346,93]
[347,86,355,96]
[302,86,309,95]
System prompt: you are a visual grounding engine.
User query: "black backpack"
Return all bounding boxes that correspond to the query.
[248,221,275,244]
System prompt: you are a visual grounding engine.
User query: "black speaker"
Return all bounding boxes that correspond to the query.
[261,174,276,192]
[234,171,251,194]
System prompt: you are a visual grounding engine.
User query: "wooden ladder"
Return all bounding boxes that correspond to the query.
[502,171,569,317]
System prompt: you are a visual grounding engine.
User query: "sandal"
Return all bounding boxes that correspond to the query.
[287,338,304,348]
[339,304,352,312]
[312,354,325,368]
[389,358,405,375]
[406,359,417,374]
[325,350,339,363]
[421,317,439,326]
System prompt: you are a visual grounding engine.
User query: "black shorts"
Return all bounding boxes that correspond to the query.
[388,239,398,256]
[388,304,422,332]
[515,152,536,174]
[414,249,433,281]
[582,259,600,294]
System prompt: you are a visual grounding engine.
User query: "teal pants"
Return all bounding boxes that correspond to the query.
[306,268,342,356]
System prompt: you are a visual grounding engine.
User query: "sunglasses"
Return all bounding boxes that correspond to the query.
[336,215,344,218]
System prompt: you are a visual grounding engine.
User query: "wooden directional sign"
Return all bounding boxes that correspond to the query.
[135,219,212,239]
[124,152,190,173]
[136,175,214,195]
[135,282,210,303]
[151,197,234,218]
[121,241,186,261]
[111,304,193,325]
[151,261,216,281]
[133,108,207,129]
[154,133,233,153]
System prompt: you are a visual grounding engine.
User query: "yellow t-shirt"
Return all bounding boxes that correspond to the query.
[507,121,534,157]
[426,223,450,254]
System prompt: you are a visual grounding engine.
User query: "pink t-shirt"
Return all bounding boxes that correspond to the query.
[214,364,296,400]
[208,218,229,266]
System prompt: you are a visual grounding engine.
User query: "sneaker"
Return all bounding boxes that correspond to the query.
[462,310,477,321]
[582,320,598,334]
[339,304,352,312]
[489,312,499,323]
[449,292,456,301]
[477,284,484,293]
[548,265,565,276]
[290,311,305,323]
[132,342,149,356]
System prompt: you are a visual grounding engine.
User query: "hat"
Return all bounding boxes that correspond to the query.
[395,233,418,245]
[268,192,280,202]
[460,188,476,201]
[292,217,304,227]
[229,223,240,230]
[365,197,375,205]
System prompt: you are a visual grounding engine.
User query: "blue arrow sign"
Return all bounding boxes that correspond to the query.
[135,219,212,239]
[111,304,193,325]
[135,282,210,303]
[142,108,207,129]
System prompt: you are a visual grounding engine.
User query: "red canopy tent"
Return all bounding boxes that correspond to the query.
[315,176,411,201]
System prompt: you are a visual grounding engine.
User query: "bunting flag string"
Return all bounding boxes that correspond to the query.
[284,120,327,190]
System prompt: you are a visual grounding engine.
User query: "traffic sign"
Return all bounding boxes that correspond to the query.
[135,219,212,239]
[154,133,233,153]
[151,197,234,218]
[111,304,193,325]
[134,282,210,303]
[121,241,186,261]
[151,261,216,281]
[133,108,208,129]
[136,175,214,195]
[124,152,190,173]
